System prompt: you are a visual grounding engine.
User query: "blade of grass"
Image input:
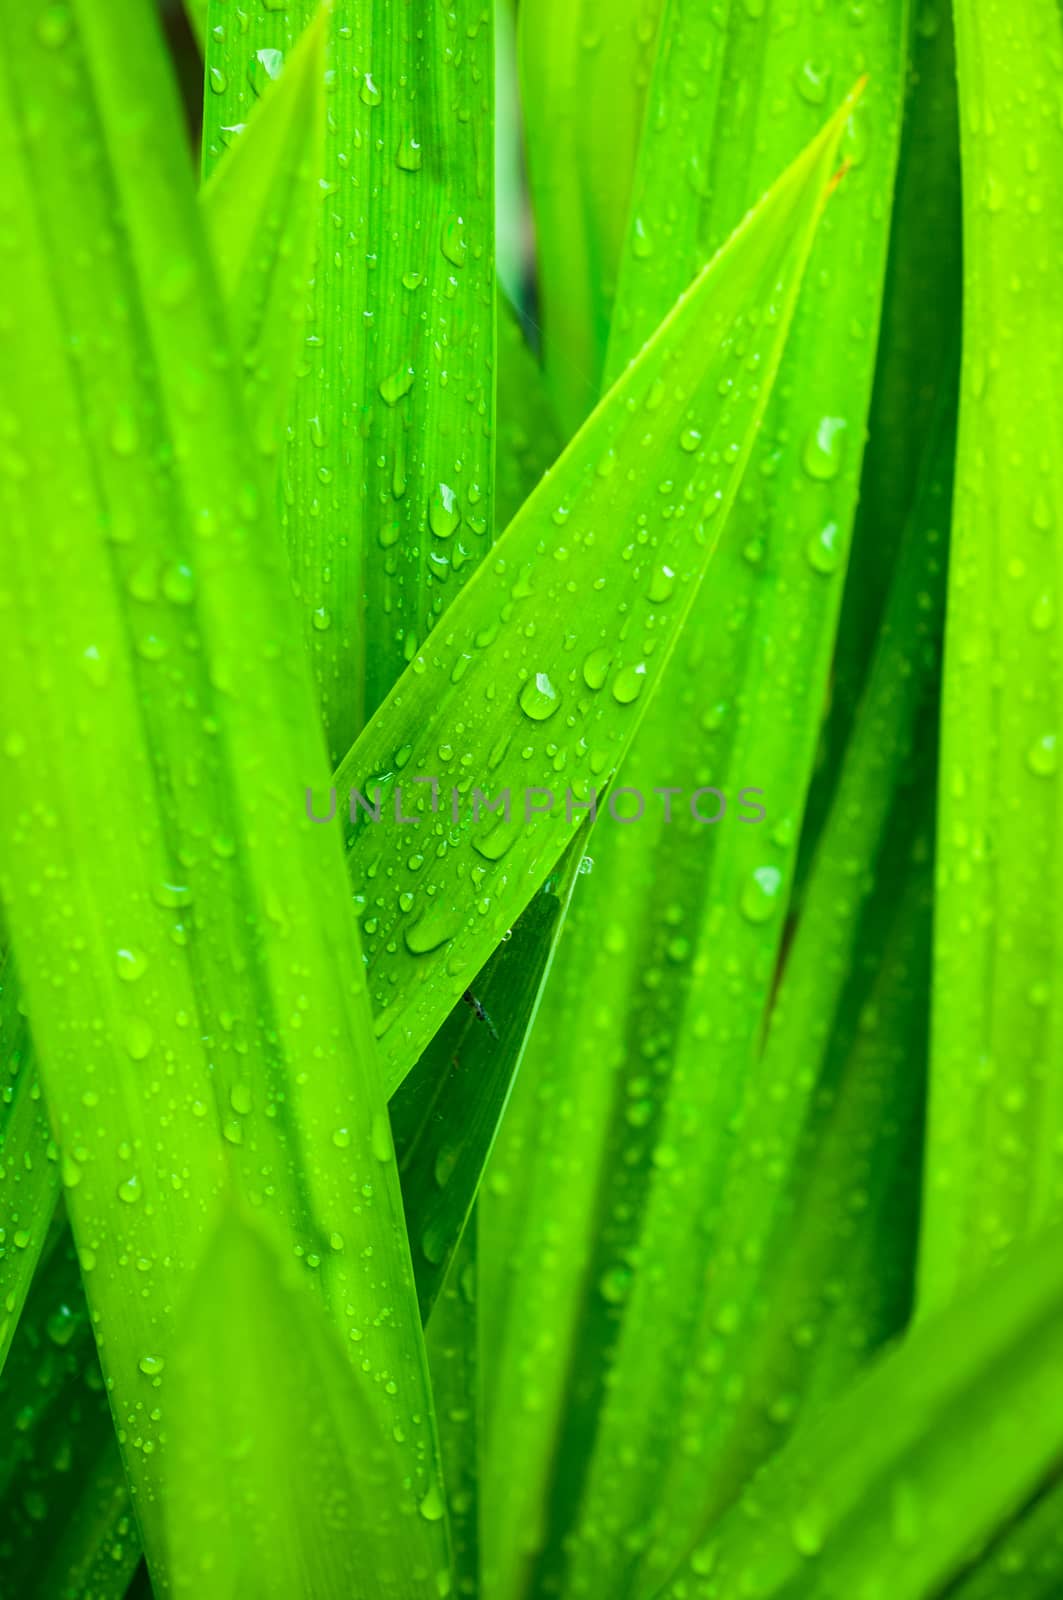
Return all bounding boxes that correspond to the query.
[200,6,329,460]
[203,0,496,752]
[391,834,587,1321]
[335,93,860,1095]
[922,0,1063,1308]
[181,0,207,56]
[798,0,961,878]
[658,1222,1063,1600]
[165,1206,438,1598]
[0,1,445,1587]
[0,1225,139,1600]
[480,7,908,1592]
[518,0,669,432]
[0,0,334,1381]
[496,294,562,531]
[425,1223,480,1600]
[615,383,953,1576]
[0,957,55,1371]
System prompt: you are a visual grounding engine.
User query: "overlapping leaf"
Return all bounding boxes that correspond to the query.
[332,92,861,1097]
[0,4,443,1590]
[204,0,496,752]
[480,7,908,1593]
[923,0,1063,1308]
[659,1222,1063,1600]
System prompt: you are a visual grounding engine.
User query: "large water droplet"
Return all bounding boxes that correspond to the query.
[741,865,783,923]
[802,417,846,481]
[429,483,460,538]
[519,672,561,721]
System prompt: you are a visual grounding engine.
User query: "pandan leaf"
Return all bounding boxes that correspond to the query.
[0,2,444,1589]
[203,0,496,752]
[480,5,907,1591]
[391,833,587,1321]
[802,0,961,871]
[518,0,667,433]
[495,294,562,531]
[336,89,860,1097]
[181,0,207,56]
[659,1222,1063,1600]
[0,0,333,1381]
[0,958,54,1372]
[165,1206,443,1599]
[200,5,329,459]
[923,0,1063,1307]
[0,1226,139,1600]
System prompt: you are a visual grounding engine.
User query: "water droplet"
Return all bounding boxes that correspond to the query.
[441,215,467,268]
[208,65,228,95]
[116,947,149,983]
[802,416,846,481]
[36,5,72,47]
[1031,592,1055,632]
[519,672,561,721]
[360,72,382,107]
[648,566,675,603]
[162,562,195,604]
[371,1113,394,1163]
[1027,734,1058,777]
[741,866,783,923]
[396,134,423,171]
[582,648,611,690]
[612,664,647,705]
[429,483,460,537]
[332,1127,351,1150]
[46,1305,77,1345]
[679,427,702,453]
[806,520,842,575]
[138,1355,165,1377]
[796,61,830,105]
[791,1503,825,1557]
[405,906,462,954]
[379,365,415,406]
[599,1265,632,1304]
[632,216,654,259]
[312,606,332,632]
[124,1018,154,1061]
[117,1175,142,1205]
[249,47,283,95]
[419,1481,446,1522]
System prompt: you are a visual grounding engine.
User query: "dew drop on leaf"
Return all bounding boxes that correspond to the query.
[519,672,561,720]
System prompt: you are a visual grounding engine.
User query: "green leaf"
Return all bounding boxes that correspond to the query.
[944,1478,1063,1600]
[182,1,207,55]
[660,1222,1063,1600]
[391,834,587,1320]
[166,1206,441,1599]
[801,1,961,873]
[336,91,859,1097]
[200,5,329,460]
[0,0,337,1383]
[0,956,54,1372]
[519,0,666,434]
[479,6,907,1591]
[0,1226,138,1600]
[0,1,443,1587]
[203,0,496,753]
[618,382,955,1561]
[425,1222,480,1600]
[923,0,1063,1308]
[496,293,562,531]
